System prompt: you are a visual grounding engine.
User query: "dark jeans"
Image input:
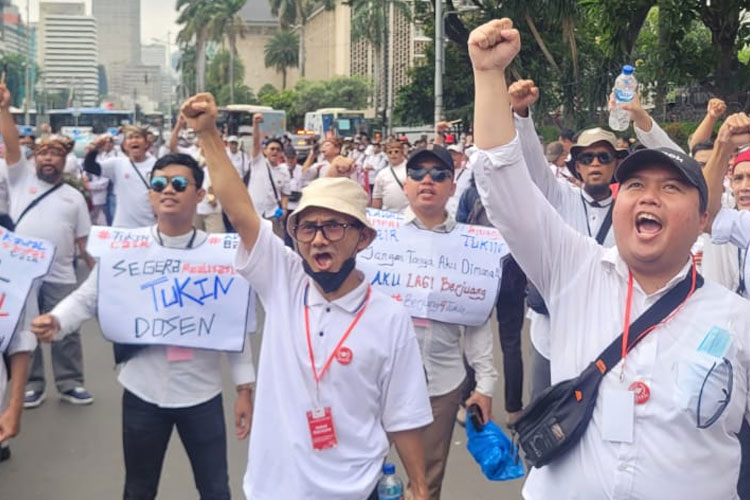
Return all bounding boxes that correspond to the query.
[122,390,230,500]
[463,257,526,413]
[740,420,750,498]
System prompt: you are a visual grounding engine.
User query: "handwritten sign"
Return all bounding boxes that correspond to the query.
[88,226,254,352]
[358,209,508,326]
[0,227,56,352]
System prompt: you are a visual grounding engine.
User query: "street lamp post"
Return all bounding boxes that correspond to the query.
[433,4,479,125]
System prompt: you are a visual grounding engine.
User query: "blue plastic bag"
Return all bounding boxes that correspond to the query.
[466,419,524,481]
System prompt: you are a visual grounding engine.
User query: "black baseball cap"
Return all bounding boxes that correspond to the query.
[615,147,707,212]
[406,144,454,172]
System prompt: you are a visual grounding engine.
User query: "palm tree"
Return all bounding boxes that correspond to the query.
[264,29,299,90]
[269,0,335,78]
[207,0,248,103]
[176,0,216,92]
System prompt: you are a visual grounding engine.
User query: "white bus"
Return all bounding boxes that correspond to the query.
[304,108,366,139]
[218,105,287,143]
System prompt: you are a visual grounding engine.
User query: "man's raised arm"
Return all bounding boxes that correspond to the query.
[0,84,20,166]
[181,93,261,252]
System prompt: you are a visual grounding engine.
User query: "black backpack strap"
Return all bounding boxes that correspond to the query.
[595,204,614,245]
[15,183,63,227]
[128,159,150,190]
[265,161,282,209]
[595,269,703,375]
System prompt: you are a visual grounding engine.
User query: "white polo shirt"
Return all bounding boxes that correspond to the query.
[474,136,750,500]
[236,220,432,500]
[97,155,157,228]
[7,159,91,284]
[226,148,248,178]
[247,154,290,218]
[372,162,408,213]
[712,207,750,299]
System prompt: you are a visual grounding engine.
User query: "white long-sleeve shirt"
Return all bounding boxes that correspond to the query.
[402,208,497,398]
[474,135,750,500]
[634,119,684,153]
[51,227,256,408]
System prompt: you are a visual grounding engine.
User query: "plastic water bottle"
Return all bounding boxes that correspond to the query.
[609,65,637,132]
[377,463,403,500]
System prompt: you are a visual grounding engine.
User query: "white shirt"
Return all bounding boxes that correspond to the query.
[372,162,408,213]
[227,148,248,178]
[403,208,497,397]
[712,208,750,299]
[247,154,290,218]
[474,135,750,500]
[0,160,9,214]
[634,119,684,153]
[96,155,157,228]
[50,227,256,408]
[7,159,91,284]
[196,167,222,216]
[285,162,305,211]
[516,113,616,358]
[236,221,432,500]
[446,166,472,218]
[0,307,37,406]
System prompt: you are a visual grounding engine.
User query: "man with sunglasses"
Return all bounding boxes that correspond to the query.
[30,152,257,500]
[179,92,433,500]
[469,19,750,499]
[372,140,409,213]
[508,81,628,400]
[84,125,156,228]
[0,84,96,409]
[247,113,290,238]
[401,144,498,499]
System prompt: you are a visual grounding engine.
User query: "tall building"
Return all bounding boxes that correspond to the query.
[0,4,30,57]
[141,44,167,71]
[38,2,99,106]
[92,0,141,68]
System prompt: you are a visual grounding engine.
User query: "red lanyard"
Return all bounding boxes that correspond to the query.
[620,260,697,375]
[304,285,371,384]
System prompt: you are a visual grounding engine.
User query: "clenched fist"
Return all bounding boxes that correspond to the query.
[508,79,539,117]
[180,93,219,135]
[717,113,750,150]
[468,18,521,73]
[707,98,727,120]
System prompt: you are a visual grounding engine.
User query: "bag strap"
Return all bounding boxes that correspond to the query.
[15,183,63,226]
[595,204,614,245]
[265,161,282,208]
[389,166,404,189]
[128,159,150,190]
[595,268,703,375]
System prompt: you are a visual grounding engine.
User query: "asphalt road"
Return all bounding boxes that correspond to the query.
[0,294,530,499]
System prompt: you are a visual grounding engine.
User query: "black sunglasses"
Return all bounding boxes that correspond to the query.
[576,151,615,165]
[407,167,453,183]
[150,175,193,192]
[293,221,360,243]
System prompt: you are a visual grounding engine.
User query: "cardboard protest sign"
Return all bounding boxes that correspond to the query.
[88,226,254,352]
[0,227,55,352]
[358,209,508,326]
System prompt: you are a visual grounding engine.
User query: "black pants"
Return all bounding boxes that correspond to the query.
[122,390,230,500]
[463,257,526,413]
[740,420,750,498]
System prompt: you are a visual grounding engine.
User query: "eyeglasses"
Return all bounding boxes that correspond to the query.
[577,151,615,165]
[294,221,360,243]
[696,357,733,429]
[149,175,193,192]
[407,167,453,183]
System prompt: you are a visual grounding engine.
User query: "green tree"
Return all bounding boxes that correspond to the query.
[269,0,335,78]
[264,29,299,90]
[0,54,29,107]
[176,0,217,92]
[206,49,256,105]
[207,0,248,103]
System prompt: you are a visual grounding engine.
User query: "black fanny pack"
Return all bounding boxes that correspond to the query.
[512,269,702,467]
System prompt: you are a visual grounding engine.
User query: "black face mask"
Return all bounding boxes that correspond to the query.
[302,257,356,294]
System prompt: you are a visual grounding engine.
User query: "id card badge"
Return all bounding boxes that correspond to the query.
[306,407,338,451]
[601,388,634,443]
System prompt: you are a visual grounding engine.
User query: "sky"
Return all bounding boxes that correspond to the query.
[11,0,181,45]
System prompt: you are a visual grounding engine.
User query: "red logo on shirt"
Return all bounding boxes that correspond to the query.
[124,173,130,179]
[29,186,38,195]
[628,381,650,405]
[336,347,353,365]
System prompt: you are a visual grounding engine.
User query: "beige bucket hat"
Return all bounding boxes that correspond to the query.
[567,127,630,179]
[286,177,376,244]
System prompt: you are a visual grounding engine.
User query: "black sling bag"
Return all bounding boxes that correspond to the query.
[512,269,702,468]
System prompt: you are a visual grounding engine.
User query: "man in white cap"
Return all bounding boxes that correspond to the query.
[179,92,433,500]
[225,135,247,179]
[469,18,750,500]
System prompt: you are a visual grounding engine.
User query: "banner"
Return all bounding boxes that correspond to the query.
[0,228,55,352]
[358,209,508,326]
[88,226,254,352]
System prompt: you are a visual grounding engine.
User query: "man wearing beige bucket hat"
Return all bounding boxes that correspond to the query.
[180,92,432,500]
[506,80,629,401]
